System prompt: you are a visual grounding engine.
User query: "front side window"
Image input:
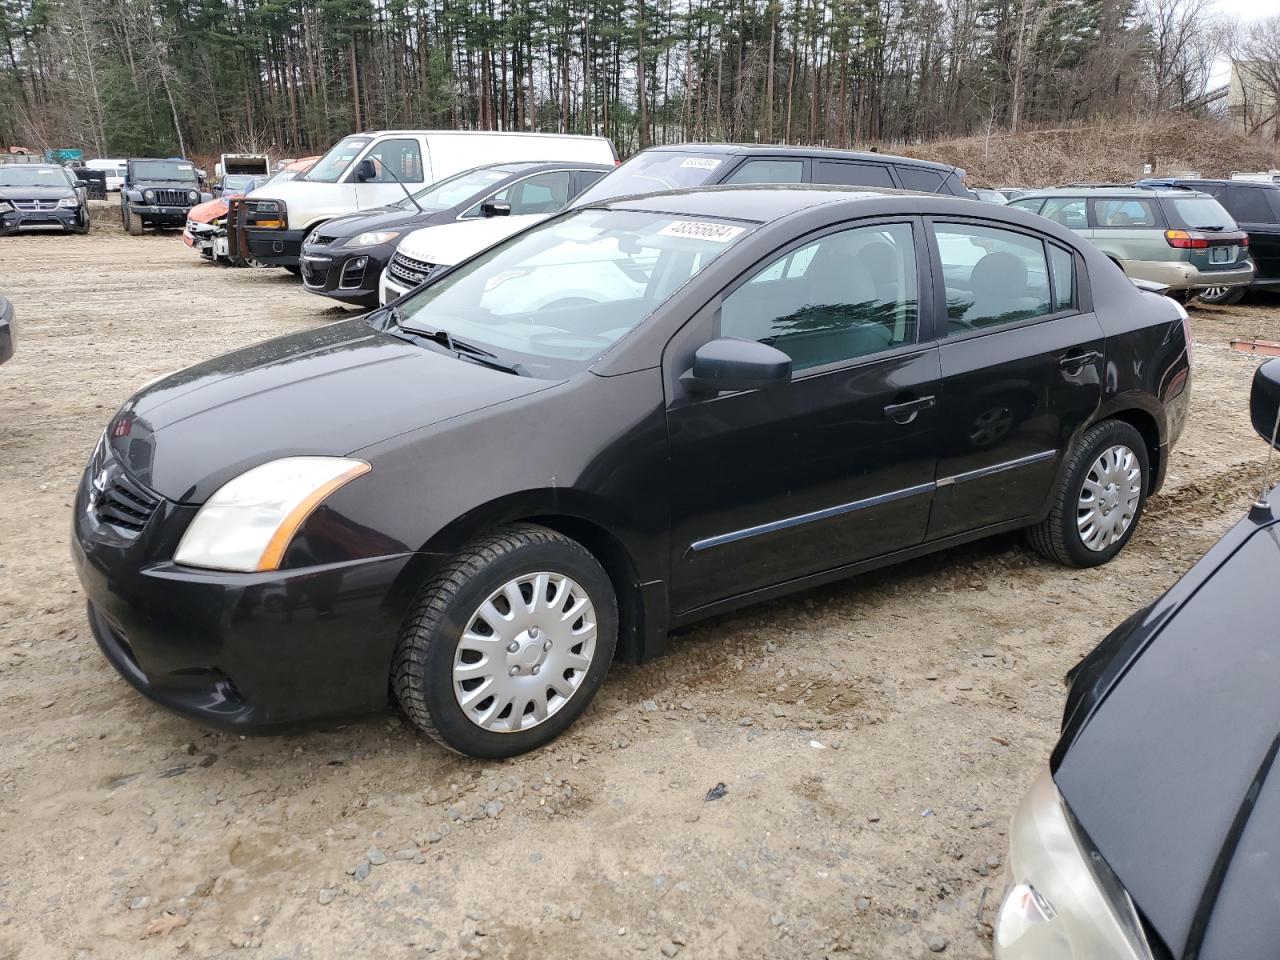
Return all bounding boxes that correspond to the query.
[302,136,372,183]
[723,158,806,185]
[720,222,919,372]
[1039,197,1088,229]
[358,138,424,184]
[1092,198,1158,228]
[399,167,510,213]
[393,209,752,377]
[465,170,573,217]
[933,223,1052,332]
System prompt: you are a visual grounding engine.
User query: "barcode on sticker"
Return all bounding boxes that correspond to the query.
[657,220,745,243]
[679,158,722,170]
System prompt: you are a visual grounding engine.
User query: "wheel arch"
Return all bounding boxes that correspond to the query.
[1094,403,1164,495]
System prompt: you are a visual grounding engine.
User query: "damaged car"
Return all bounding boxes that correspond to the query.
[185,158,317,263]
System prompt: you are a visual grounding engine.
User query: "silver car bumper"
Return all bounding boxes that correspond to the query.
[994,770,1155,960]
[1122,259,1254,291]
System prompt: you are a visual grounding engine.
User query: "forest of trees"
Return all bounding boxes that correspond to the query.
[0,0,1248,162]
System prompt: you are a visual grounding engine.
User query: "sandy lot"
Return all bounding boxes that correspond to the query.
[1,207,1276,960]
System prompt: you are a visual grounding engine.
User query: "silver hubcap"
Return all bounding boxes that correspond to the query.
[1077,444,1142,552]
[453,572,597,733]
[1200,285,1228,300]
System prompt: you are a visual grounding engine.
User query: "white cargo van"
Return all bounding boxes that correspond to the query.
[240,130,616,269]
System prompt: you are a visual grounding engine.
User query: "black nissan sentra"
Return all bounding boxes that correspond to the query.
[73,185,1192,758]
[994,360,1280,960]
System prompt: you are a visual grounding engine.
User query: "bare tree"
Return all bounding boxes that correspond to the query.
[1141,0,1218,108]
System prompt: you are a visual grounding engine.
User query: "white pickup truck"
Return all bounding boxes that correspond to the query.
[239,129,616,271]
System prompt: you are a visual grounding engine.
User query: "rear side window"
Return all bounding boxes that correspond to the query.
[722,159,805,185]
[1040,197,1088,229]
[1092,198,1158,228]
[1218,187,1274,223]
[813,160,895,188]
[1048,245,1075,312]
[1163,195,1237,231]
[721,222,919,371]
[932,223,1052,332]
[897,166,944,192]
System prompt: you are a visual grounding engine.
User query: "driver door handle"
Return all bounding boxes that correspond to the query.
[1059,349,1101,369]
[883,395,936,424]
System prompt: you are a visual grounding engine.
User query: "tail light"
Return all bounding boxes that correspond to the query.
[1165,229,1208,249]
[1241,235,1250,247]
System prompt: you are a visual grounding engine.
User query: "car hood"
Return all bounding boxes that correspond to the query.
[107,318,552,503]
[398,215,546,266]
[187,197,230,223]
[1053,513,1280,959]
[0,185,74,199]
[316,207,442,240]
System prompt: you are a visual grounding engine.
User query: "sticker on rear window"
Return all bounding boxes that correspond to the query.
[657,220,745,243]
[679,158,722,170]
[178,164,193,171]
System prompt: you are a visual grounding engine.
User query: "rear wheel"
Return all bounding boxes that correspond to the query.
[1027,420,1149,567]
[393,524,617,758]
[1196,284,1247,306]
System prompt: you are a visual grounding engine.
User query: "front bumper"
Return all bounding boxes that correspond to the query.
[379,270,412,306]
[130,205,191,226]
[300,241,393,307]
[72,465,415,732]
[1122,258,1254,291]
[183,222,218,255]
[0,205,84,234]
[994,770,1155,960]
[245,228,305,267]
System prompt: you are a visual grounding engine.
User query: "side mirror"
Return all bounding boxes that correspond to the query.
[1251,358,1280,447]
[354,158,377,182]
[481,200,512,218]
[75,179,88,188]
[682,337,792,393]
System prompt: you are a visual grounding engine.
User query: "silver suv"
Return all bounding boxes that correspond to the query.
[1009,186,1254,296]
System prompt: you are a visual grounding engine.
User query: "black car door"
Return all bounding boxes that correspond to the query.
[924,217,1103,540]
[664,218,942,614]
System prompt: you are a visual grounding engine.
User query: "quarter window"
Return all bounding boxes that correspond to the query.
[360,138,424,184]
[720,222,919,372]
[1008,198,1044,215]
[722,159,805,185]
[1039,197,1088,229]
[897,167,945,192]
[1049,245,1075,312]
[933,223,1052,332]
[814,160,896,188]
[1092,198,1158,227]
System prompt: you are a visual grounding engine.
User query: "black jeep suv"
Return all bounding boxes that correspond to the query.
[120,159,208,235]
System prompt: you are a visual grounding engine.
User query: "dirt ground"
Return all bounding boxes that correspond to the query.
[1,204,1276,960]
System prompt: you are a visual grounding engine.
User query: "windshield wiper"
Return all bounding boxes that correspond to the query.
[1195,225,1225,231]
[398,319,529,376]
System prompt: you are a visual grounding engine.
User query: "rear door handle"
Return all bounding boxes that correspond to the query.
[1059,349,1101,369]
[883,395,936,424]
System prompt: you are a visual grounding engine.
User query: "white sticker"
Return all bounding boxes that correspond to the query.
[679,157,722,170]
[178,164,193,171]
[657,220,746,243]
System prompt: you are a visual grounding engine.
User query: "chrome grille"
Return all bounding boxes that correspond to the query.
[13,199,59,211]
[387,251,440,288]
[153,189,191,206]
[87,443,161,534]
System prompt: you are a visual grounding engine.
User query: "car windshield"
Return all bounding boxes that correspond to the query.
[1165,195,1237,231]
[130,160,197,182]
[390,208,752,377]
[302,136,371,183]
[0,166,69,188]
[572,151,727,206]
[222,174,257,192]
[396,167,511,212]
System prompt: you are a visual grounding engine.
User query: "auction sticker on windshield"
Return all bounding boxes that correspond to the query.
[657,220,745,242]
[679,158,722,170]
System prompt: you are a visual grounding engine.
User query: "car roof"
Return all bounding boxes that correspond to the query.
[1162,177,1280,191]
[3,163,64,173]
[643,142,959,173]
[599,182,918,222]
[1017,185,1210,199]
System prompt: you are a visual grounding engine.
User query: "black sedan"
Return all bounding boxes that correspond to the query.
[300,161,612,307]
[0,163,90,234]
[995,359,1280,960]
[0,294,13,364]
[72,185,1191,758]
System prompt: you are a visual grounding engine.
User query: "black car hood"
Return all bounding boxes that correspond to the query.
[107,319,551,503]
[1053,514,1280,960]
[319,207,445,239]
[0,185,73,199]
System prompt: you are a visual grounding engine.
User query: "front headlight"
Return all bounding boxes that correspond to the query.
[174,457,370,572]
[0,200,13,214]
[144,189,155,201]
[57,197,80,209]
[347,230,401,248]
[247,198,286,229]
[188,190,199,201]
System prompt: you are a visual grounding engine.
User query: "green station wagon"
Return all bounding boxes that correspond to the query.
[1009,186,1254,296]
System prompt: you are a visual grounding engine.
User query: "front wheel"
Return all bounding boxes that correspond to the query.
[1196,284,1247,306]
[393,524,617,758]
[125,208,143,236]
[1027,420,1149,567]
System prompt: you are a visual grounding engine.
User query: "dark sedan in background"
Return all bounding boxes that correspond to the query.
[0,294,13,364]
[0,163,90,235]
[73,185,1189,758]
[301,161,611,308]
[995,360,1280,960]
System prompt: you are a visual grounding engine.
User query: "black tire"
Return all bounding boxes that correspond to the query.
[393,523,617,759]
[284,264,302,276]
[125,208,143,236]
[1196,285,1247,306]
[72,208,91,235]
[1027,420,1149,568]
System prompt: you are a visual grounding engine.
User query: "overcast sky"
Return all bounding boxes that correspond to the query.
[1208,0,1273,88]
